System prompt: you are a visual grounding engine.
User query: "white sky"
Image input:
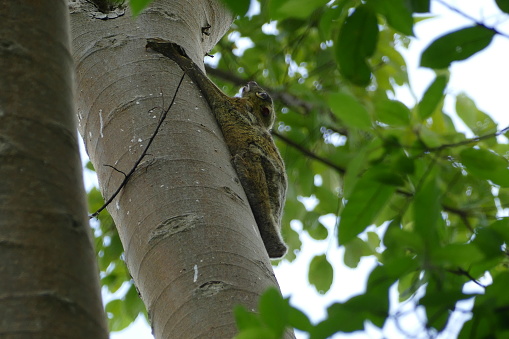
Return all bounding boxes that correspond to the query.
[107,1,509,338]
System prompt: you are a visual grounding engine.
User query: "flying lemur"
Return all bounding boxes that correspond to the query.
[146,39,288,258]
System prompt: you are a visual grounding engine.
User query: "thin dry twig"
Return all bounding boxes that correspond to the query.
[90,72,186,218]
[435,0,509,39]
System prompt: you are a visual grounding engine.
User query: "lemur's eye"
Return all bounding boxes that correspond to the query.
[256,92,268,100]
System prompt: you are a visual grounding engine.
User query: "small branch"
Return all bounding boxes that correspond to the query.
[446,267,486,288]
[435,0,509,39]
[90,72,186,218]
[275,131,486,232]
[443,205,474,232]
[204,65,244,87]
[205,65,314,112]
[391,303,425,339]
[273,131,345,174]
[423,125,509,154]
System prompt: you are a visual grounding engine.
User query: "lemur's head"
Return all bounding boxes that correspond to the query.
[241,81,275,130]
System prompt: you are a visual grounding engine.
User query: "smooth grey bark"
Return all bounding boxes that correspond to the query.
[0,1,108,338]
[71,1,292,338]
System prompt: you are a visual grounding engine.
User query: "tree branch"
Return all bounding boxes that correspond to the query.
[446,267,486,288]
[436,0,509,39]
[205,65,314,112]
[273,131,345,174]
[274,131,487,229]
[423,125,509,154]
[208,35,505,234]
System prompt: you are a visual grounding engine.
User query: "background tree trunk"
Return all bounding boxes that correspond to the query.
[70,1,293,338]
[0,1,108,338]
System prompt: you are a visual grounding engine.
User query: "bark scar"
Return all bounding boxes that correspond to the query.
[196,281,228,297]
[149,213,200,245]
[221,186,244,204]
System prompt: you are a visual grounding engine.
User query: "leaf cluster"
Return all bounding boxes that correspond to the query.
[210,0,509,338]
[95,0,509,337]
[87,167,147,332]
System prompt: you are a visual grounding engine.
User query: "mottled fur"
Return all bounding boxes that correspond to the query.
[147,39,288,258]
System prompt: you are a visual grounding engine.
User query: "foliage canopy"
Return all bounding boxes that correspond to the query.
[88,0,509,337]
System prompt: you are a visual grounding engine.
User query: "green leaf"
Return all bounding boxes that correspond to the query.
[395,154,415,175]
[472,226,505,259]
[455,93,497,137]
[328,92,371,130]
[489,218,509,243]
[102,233,124,265]
[367,0,414,36]
[407,0,430,13]
[348,293,388,328]
[398,271,425,301]
[367,232,381,252]
[234,305,262,331]
[420,284,471,331]
[417,75,447,120]
[365,167,406,186]
[313,302,365,335]
[343,145,370,198]
[288,306,313,332]
[420,25,495,69]
[124,284,146,319]
[384,224,424,254]
[496,0,509,14]
[314,184,341,215]
[459,318,492,339]
[309,254,333,294]
[318,5,344,40]
[478,271,509,307]
[430,243,484,267]
[419,126,442,148]
[272,0,329,19]
[220,0,250,17]
[369,257,416,289]
[101,263,128,292]
[106,299,132,331]
[460,148,509,187]
[259,288,288,337]
[85,161,95,171]
[460,271,509,339]
[374,99,411,126]
[87,187,105,213]
[413,171,441,248]
[294,159,315,196]
[336,5,379,86]
[339,176,396,244]
[129,0,153,16]
[313,258,414,337]
[344,237,372,268]
[234,328,278,339]
[304,212,329,240]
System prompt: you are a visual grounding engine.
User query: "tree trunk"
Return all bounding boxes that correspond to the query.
[70,1,292,338]
[0,1,108,338]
